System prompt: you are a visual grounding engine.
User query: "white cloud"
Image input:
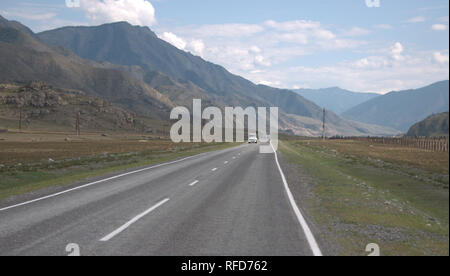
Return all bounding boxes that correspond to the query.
[257,80,281,86]
[373,24,393,30]
[406,16,426,23]
[341,27,370,37]
[262,19,337,41]
[160,32,186,50]
[390,42,404,61]
[254,55,271,67]
[274,62,444,93]
[79,0,156,27]
[0,3,86,32]
[250,70,264,74]
[277,32,309,44]
[264,20,321,31]
[353,56,389,69]
[189,39,205,57]
[0,10,56,20]
[157,19,362,79]
[156,20,446,93]
[434,51,449,64]
[431,24,448,31]
[249,46,262,54]
[158,32,208,57]
[183,23,264,38]
[418,5,449,11]
[314,29,336,40]
[318,39,366,50]
[231,36,449,93]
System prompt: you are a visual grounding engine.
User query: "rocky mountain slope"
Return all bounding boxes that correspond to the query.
[0,16,173,121]
[0,81,156,132]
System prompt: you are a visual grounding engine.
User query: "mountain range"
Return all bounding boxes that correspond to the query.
[292,87,379,115]
[342,80,449,132]
[0,16,173,120]
[37,21,328,117]
[0,15,399,136]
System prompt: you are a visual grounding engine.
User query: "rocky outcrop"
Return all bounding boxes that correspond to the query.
[5,81,67,107]
[0,81,141,131]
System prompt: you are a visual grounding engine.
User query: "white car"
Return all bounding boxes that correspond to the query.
[248,135,258,144]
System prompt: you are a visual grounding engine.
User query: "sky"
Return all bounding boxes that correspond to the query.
[0,0,449,94]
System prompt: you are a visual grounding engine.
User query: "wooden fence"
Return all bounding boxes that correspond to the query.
[330,137,449,152]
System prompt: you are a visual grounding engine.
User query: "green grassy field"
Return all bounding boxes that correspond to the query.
[0,131,239,201]
[280,138,449,256]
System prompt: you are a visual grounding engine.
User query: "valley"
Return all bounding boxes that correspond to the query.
[0,4,448,257]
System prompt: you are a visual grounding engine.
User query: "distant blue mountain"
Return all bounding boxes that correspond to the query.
[342,81,449,132]
[292,87,379,115]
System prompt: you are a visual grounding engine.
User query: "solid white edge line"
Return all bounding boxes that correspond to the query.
[100,198,170,242]
[189,180,199,187]
[0,151,213,212]
[270,142,323,257]
[211,168,218,171]
[224,161,229,164]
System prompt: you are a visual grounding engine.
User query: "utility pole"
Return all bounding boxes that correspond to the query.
[19,105,23,132]
[76,111,80,136]
[75,97,80,136]
[322,108,326,140]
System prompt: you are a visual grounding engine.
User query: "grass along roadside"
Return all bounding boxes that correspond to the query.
[279,139,449,256]
[0,140,239,202]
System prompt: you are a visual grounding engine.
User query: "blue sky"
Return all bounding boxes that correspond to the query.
[0,0,448,93]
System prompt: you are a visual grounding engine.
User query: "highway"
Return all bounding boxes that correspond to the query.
[0,143,321,256]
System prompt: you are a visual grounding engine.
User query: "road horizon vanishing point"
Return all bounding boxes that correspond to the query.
[170,99,279,153]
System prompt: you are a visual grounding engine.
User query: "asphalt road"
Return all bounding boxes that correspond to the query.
[0,143,321,256]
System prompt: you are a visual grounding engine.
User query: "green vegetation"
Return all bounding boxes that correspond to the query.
[280,138,449,256]
[407,112,449,137]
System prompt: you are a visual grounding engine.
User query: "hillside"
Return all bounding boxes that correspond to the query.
[406,112,449,137]
[0,81,160,132]
[36,21,398,137]
[293,87,379,114]
[37,22,326,116]
[0,15,173,120]
[342,81,449,131]
[101,63,226,109]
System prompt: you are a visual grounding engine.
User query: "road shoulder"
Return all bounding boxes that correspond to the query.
[277,148,338,256]
[278,139,449,256]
